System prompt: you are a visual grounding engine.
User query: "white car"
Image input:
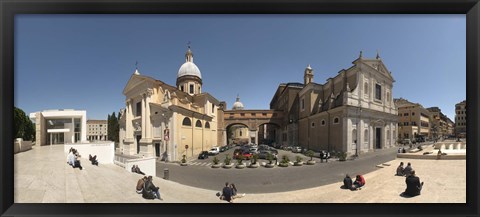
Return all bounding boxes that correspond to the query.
[208,147,220,155]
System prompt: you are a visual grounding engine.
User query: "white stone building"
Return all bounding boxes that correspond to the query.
[87,120,108,141]
[29,109,87,146]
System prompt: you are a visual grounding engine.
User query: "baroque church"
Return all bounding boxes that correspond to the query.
[118,47,223,161]
[294,51,398,155]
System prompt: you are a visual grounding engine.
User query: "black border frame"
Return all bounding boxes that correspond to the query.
[1,0,479,217]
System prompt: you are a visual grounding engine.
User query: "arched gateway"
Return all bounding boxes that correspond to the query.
[221,110,283,145]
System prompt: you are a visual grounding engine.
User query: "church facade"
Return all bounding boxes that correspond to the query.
[118,47,223,161]
[294,52,398,156]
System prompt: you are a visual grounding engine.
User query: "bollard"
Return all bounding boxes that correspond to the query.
[163,168,169,180]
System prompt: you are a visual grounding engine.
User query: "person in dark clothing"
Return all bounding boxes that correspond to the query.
[220,182,233,203]
[403,162,413,177]
[343,174,353,190]
[403,170,424,197]
[396,162,405,176]
[89,154,98,166]
[142,176,162,200]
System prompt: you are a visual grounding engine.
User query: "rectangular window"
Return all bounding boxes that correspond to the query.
[375,84,382,100]
[181,86,184,91]
[404,113,409,116]
[240,113,245,117]
[411,112,415,116]
[136,102,142,116]
[212,104,215,113]
[251,113,256,116]
[301,98,305,111]
[189,84,194,94]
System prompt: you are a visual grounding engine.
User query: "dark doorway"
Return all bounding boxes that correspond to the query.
[136,135,141,154]
[155,143,160,157]
[375,128,381,149]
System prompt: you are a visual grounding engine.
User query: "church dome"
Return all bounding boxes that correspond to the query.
[177,62,202,79]
[232,95,244,110]
[177,48,202,79]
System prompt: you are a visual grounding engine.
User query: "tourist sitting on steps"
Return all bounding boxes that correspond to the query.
[72,149,83,170]
[136,176,147,194]
[343,174,353,189]
[142,176,162,200]
[89,154,99,166]
[352,175,365,190]
[131,165,146,175]
[396,162,405,176]
[220,182,233,203]
[403,170,424,197]
[230,183,246,199]
[403,162,413,177]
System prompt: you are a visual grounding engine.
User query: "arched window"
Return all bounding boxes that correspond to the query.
[195,120,202,128]
[387,130,390,141]
[205,122,210,129]
[311,122,315,128]
[239,131,242,136]
[182,117,191,126]
[364,129,369,143]
[321,120,326,126]
[333,117,339,124]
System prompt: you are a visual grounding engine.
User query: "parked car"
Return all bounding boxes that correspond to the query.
[258,150,277,159]
[291,146,302,153]
[198,151,209,159]
[208,147,220,155]
[233,149,253,160]
[249,147,259,154]
[220,146,228,152]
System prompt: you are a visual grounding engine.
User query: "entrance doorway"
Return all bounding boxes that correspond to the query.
[155,143,160,157]
[49,133,64,145]
[375,128,381,149]
[136,135,141,154]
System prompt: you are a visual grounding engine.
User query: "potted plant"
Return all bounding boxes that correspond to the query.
[249,154,259,168]
[305,150,316,165]
[279,155,290,167]
[211,156,221,168]
[236,154,245,169]
[265,153,275,168]
[294,155,303,166]
[337,151,347,161]
[223,155,233,169]
[180,155,188,166]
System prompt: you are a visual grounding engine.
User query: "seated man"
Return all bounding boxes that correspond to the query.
[135,165,146,175]
[142,176,162,200]
[67,149,75,166]
[72,150,83,170]
[352,175,365,190]
[403,162,413,177]
[343,174,353,189]
[89,154,99,166]
[220,182,233,203]
[396,162,405,176]
[403,170,424,197]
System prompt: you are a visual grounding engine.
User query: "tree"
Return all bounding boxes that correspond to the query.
[107,112,120,143]
[14,107,35,141]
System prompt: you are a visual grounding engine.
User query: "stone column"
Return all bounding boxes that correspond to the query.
[71,117,75,143]
[126,100,133,139]
[141,94,146,139]
[145,89,153,139]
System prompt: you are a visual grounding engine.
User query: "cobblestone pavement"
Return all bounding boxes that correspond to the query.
[14,145,465,203]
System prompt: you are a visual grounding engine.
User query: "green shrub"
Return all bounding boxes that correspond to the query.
[224,155,231,165]
[266,153,273,164]
[181,155,187,163]
[281,155,290,164]
[305,150,315,161]
[212,156,219,164]
[251,154,258,164]
[236,154,244,164]
[295,155,303,163]
[337,151,347,161]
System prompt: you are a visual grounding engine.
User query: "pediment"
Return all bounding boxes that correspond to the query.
[361,60,394,82]
[123,74,154,95]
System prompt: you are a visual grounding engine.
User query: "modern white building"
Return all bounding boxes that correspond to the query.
[29,109,87,146]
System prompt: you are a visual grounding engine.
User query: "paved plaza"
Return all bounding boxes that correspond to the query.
[14,145,465,203]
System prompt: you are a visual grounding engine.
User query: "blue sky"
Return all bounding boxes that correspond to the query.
[15,15,465,121]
